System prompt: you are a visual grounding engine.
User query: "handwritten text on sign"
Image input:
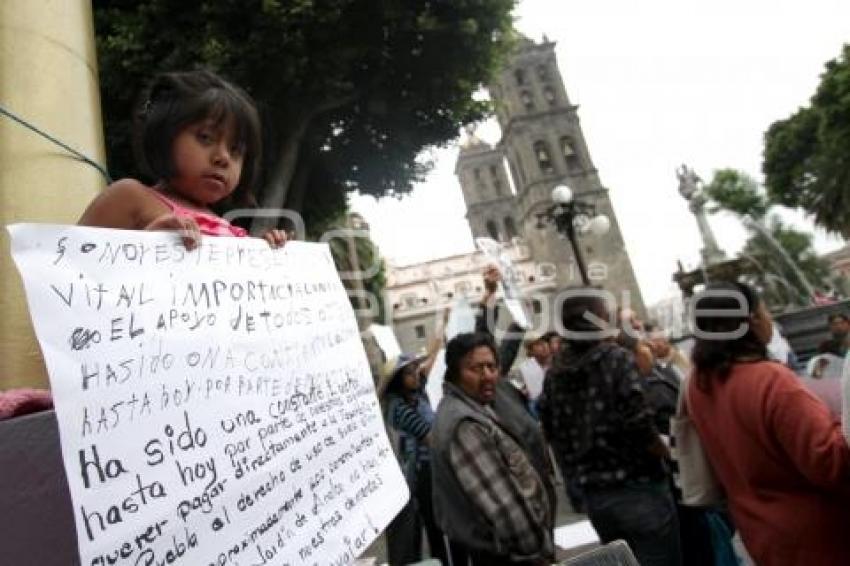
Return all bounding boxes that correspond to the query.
[8,224,408,566]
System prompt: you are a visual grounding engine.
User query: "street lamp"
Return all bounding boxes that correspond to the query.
[536,184,610,285]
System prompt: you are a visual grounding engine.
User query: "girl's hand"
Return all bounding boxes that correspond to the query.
[262,229,288,249]
[145,213,202,250]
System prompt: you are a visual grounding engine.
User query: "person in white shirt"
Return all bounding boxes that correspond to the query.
[518,334,552,413]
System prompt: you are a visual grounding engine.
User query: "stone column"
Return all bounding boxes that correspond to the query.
[0,2,106,390]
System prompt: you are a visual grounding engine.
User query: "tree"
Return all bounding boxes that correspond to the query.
[312,212,388,325]
[704,169,841,308]
[93,0,516,230]
[763,44,850,236]
[704,168,769,219]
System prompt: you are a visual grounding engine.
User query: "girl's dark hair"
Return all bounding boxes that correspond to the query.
[691,280,768,388]
[134,69,262,210]
[444,332,498,384]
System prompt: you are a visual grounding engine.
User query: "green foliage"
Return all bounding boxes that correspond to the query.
[322,214,388,323]
[703,168,769,219]
[763,44,850,236]
[705,169,839,308]
[93,0,517,228]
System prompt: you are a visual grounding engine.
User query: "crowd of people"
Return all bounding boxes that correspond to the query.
[379,273,850,566]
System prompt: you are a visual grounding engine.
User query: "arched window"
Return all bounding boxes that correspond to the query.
[514,69,526,85]
[504,217,517,239]
[534,141,554,174]
[520,90,535,111]
[560,137,581,172]
[543,87,556,105]
[537,64,549,81]
[486,220,500,241]
[493,179,503,195]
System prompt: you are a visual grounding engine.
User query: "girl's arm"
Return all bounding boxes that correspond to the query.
[78,178,154,229]
[79,179,200,249]
[389,398,431,440]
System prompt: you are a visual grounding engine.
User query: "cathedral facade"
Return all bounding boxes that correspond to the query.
[385,36,644,354]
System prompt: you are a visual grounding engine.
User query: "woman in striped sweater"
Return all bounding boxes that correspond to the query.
[381,352,450,565]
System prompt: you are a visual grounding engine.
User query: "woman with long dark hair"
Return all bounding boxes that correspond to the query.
[688,281,850,565]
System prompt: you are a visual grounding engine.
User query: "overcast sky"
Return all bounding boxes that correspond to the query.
[350,0,850,306]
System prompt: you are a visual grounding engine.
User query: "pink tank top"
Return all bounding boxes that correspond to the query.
[148,188,248,237]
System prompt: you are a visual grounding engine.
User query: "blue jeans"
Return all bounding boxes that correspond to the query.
[584,481,682,566]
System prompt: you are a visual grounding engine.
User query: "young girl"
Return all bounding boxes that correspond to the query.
[79,69,286,248]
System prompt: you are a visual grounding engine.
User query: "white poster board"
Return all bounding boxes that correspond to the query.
[444,296,476,341]
[8,224,408,566]
[368,323,401,364]
[425,349,447,409]
[474,237,530,329]
[554,520,599,550]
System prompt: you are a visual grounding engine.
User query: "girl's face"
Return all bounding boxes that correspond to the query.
[169,117,243,206]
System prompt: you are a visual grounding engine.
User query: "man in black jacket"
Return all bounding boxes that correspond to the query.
[539,290,681,566]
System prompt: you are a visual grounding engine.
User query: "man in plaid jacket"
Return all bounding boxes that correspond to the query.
[431,332,554,565]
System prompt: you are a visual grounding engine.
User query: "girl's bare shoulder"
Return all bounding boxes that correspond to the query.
[100,178,158,201]
[78,178,167,229]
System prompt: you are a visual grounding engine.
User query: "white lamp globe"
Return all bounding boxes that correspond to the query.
[589,214,611,236]
[551,184,573,204]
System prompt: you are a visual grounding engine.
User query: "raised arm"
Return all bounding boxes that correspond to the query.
[474,264,501,337]
[419,309,448,378]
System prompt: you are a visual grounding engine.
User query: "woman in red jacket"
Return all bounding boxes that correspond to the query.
[689,281,850,566]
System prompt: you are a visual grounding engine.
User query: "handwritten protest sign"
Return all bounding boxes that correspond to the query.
[8,224,408,566]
